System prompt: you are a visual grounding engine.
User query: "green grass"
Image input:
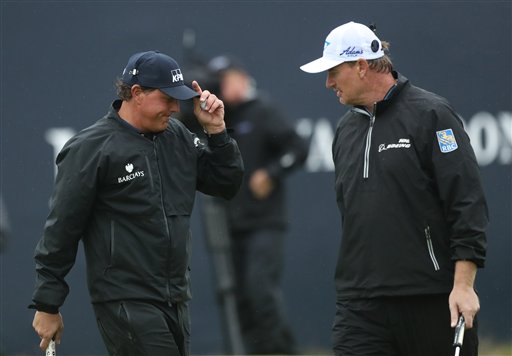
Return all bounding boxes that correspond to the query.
[480,338,512,356]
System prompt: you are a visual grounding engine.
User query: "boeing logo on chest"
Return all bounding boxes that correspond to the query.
[117,162,145,183]
[378,138,412,152]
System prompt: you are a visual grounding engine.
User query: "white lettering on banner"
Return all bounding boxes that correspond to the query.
[498,112,512,164]
[295,111,511,172]
[42,112,511,179]
[296,118,335,172]
[465,111,512,166]
[44,127,77,178]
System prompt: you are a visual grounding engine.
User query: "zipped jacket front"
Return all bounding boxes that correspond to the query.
[332,73,488,300]
[33,101,244,308]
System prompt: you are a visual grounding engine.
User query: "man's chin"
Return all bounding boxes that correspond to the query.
[157,122,169,132]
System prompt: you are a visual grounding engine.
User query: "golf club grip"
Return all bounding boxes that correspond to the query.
[453,315,465,347]
[45,340,56,356]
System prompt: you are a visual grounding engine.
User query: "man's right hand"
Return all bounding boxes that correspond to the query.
[32,311,64,351]
[249,169,274,200]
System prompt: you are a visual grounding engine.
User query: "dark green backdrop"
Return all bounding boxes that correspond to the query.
[1,1,510,354]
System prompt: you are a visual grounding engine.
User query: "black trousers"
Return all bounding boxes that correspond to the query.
[93,300,190,356]
[332,294,478,356]
[231,228,297,354]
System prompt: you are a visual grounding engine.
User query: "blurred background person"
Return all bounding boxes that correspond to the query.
[0,194,10,253]
[0,194,10,353]
[202,55,308,354]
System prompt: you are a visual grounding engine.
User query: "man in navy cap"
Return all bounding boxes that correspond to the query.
[30,50,244,356]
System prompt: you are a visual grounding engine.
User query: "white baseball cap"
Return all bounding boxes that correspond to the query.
[300,21,384,73]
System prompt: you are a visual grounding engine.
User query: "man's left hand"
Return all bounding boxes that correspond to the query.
[192,80,226,135]
[449,260,480,329]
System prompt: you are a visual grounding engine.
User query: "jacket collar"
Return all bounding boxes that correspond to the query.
[351,71,409,116]
[107,100,156,140]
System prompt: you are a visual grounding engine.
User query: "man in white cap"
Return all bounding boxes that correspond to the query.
[30,50,243,355]
[301,21,488,355]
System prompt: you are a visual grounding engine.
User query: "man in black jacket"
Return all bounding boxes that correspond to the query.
[31,50,243,356]
[300,22,488,355]
[205,55,308,354]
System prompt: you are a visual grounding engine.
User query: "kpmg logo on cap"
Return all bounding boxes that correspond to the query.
[340,46,363,57]
[171,69,184,83]
[324,40,331,49]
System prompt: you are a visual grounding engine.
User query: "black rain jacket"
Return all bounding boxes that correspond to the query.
[332,73,488,300]
[32,101,243,309]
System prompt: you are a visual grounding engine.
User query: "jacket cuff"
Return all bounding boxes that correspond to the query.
[452,246,486,268]
[28,303,59,314]
[207,130,231,147]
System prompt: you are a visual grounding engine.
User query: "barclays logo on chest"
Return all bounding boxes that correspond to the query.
[117,162,145,183]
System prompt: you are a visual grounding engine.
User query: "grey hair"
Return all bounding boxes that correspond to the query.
[367,41,393,73]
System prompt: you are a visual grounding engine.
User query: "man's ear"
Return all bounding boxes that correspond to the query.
[131,85,144,103]
[356,59,369,78]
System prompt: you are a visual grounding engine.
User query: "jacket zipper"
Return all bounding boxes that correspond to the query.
[110,220,115,262]
[152,138,174,306]
[363,114,375,179]
[359,103,377,179]
[144,156,155,191]
[356,82,396,179]
[424,226,440,271]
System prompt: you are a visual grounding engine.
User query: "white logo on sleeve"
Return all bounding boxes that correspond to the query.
[436,129,458,153]
[118,162,145,183]
[191,135,205,148]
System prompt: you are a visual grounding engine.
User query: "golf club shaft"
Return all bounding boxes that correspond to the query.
[453,315,465,356]
[46,340,56,356]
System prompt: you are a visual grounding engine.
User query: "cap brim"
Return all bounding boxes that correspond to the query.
[161,85,199,100]
[300,57,345,73]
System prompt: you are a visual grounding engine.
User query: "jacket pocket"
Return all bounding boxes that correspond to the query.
[109,220,115,265]
[118,302,137,344]
[104,220,116,274]
[424,225,440,271]
[96,317,119,352]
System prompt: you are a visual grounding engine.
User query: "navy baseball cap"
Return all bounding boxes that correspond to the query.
[121,51,199,100]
